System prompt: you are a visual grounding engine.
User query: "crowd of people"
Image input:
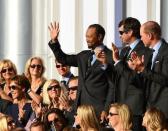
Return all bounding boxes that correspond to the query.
[0,17,168,131]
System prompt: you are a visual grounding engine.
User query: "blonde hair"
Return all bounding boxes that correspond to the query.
[0,115,9,131]
[144,107,168,131]
[42,79,60,105]
[77,105,100,131]
[0,59,17,83]
[24,56,45,82]
[110,103,133,130]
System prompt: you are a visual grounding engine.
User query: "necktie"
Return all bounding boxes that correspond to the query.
[151,49,156,69]
[88,51,94,67]
[124,46,131,60]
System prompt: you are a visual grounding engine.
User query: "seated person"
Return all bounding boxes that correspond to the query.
[107,103,133,131]
[30,120,45,131]
[74,105,100,131]
[55,60,74,87]
[142,107,168,131]
[6,75,32,128]
[43,108,68,131]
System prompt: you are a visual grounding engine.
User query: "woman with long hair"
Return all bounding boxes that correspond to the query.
[107,103,133,131]
[24,57,46,104]
[0,59,17,101]
[74,105,100,131]
[142,107,168,131]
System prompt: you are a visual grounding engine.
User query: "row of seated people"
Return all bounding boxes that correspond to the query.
[0,101,168,131]
[0,66,168,130]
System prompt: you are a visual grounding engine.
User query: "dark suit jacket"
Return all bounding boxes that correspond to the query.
[142,39,168,118]
[114,40,147,115]
[48,41,115,116]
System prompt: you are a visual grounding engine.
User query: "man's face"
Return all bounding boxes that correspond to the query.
[86,27,100,49]
[118,25,131,44]
[56,62,70,77]
[68,79,78,101]
[140,26,151,47]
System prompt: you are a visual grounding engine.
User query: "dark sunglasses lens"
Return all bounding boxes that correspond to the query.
[1,68,13,73]
[68,86,78,91]
[10,86,17,90]
[8,120,15,125]
[56,64,66,68]
[1,69,6,73]
[30,64,42,69]
[109,112,118,116]
[47,85,60,91]
[119,31,124,35]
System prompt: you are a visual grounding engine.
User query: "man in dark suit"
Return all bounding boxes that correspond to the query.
[48,22,115,120]
[129,21,168,121]
[110,17,146,131]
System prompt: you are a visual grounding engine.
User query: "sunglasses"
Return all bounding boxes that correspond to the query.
[8,120,15,126]
[9,85,20,90]
[119,31,126,35]
[109,112,118,116]
[49,118,59,126]
[68,86,78,91]
[1,68,13,73]
[30,64,42,69]
[47,85,60,91]
[56,64,66,68]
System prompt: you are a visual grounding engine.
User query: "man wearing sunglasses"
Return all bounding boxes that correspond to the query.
[48,22,115,121]
[111,17,147,131]
[55,60,74,88]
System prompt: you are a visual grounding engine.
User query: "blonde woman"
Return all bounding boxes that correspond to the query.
[0,59,17,101]
[142,107,168,131]
[42,79,62,109]
[107,103,133,131]
[74,105,100,131]
[0,115,16,131]
[24,57,46,104]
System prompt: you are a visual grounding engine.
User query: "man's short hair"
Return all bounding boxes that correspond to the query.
[118,17,141,39]
[88,24,105,41]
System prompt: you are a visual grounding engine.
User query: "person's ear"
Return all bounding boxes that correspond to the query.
[98,34,103,41]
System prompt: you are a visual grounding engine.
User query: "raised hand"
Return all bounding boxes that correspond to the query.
[112,43,119,62]
[48,21,60,42]
[94,47,107,64]
[128,51,145,72]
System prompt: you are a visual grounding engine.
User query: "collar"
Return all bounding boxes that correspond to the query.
[61,72,73,82]
[152,40,162,53]
[129,39,140,50]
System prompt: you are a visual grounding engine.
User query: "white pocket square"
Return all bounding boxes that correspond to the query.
[155,61,159,63]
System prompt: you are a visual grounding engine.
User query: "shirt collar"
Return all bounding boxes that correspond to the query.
[61,72,72,82]
[129,39,140,50]
[152,40,162,53]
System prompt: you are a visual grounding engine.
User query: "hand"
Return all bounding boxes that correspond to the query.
[31,101,42,117]
[112,43,119,62]
[48,21,60,42]
[59,93,70,111]
[129,52,145,72]
[100,111,108,124]
[94,47,107,64]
